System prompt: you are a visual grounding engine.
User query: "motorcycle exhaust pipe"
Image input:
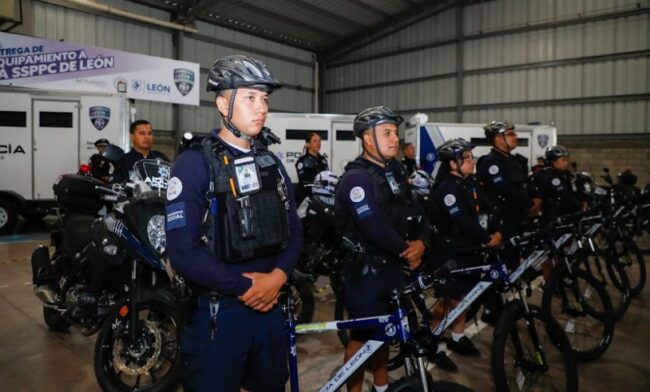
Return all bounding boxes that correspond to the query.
[31,246,58,305]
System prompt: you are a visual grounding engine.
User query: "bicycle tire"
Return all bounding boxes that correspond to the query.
[579,249,631,321]
[608,239,646,296]
[491,304,578,392]
[541,265,615,362]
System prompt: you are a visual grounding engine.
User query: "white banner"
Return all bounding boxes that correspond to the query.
[0,32,199,106]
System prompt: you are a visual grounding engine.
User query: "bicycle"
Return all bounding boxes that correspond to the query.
[283,270,474,392]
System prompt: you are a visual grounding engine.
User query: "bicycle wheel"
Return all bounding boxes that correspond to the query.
[492,304,578,392]
[579,249,631,321]
[541,265,615,362]
[607,239,646,296]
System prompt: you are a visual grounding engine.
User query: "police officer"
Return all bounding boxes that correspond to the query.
[295,131,328,202]
[535,146,585,221]
[335,106,430,392]
[165,55,302,392]
[401,142,418,175]
[477,120,541,240]
[116,120,170,182]
[430,138,502,371]
[89,138,112,183]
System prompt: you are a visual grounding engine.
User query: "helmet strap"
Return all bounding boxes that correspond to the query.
[368,125,390,164]
[223,88,253,142]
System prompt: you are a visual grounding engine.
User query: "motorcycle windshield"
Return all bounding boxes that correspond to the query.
[131,159,172,196]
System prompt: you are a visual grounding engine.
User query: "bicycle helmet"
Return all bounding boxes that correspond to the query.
[353,106,403,138]
[206,55,281,93]
[409,170,432,196]
[438,138,476,162]
[544,145,569,164]
[483,120,515,140]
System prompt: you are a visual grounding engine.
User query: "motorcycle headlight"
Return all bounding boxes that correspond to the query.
[146,214,166,254]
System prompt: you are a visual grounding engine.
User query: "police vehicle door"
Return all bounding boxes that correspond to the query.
[331,122,360,174]
[33,100,79,199]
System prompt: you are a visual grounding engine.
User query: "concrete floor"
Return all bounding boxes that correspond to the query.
[1,219,649,391]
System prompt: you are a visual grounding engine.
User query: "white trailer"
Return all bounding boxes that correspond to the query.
[264,113,360,182]
[404,113,557,176]
[0,86,132,233]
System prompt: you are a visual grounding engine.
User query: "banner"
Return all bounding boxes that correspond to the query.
[0,32,199,106]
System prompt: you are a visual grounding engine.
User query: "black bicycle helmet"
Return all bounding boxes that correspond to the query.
[438,138,476,161]
[94,138,109,147]
[544,145,569,164]
[483,120,515,139]
[206,55,281,93]
[353,106,403,138]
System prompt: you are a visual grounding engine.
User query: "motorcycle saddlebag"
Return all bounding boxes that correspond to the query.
[53,174,105,214]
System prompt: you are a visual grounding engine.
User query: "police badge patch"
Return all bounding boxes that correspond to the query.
[173,68,195,96]
[89,106,110,130]
[538,134,549,148]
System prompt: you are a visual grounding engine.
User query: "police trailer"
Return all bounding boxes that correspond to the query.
[404,113,557,176]
[0,32,200,234]
[264,113,360,182]
[0,87,133,234]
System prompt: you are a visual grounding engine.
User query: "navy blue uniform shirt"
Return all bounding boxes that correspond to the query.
[165,133,302,297]
[295,152,328,184]
[534,168,583,218]
[336,161,408,257]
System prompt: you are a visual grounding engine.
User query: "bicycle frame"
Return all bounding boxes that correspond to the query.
[285,290,427,392]
[431,249,548,336]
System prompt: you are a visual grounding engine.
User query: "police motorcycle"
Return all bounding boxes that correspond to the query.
[31,145,185,392]
[295,171,345,323]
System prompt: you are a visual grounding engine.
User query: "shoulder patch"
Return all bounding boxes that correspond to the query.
[166,177,183,201]
[551,178,561,186]
[166,202,186,230]
[349,186,365,203]
[444,194,456,207]
[296,162,303,170]
[489,165,500,175]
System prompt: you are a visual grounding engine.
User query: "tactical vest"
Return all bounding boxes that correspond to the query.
[200,136,290,263]
[478,151,530,214]
[336,158,422,255]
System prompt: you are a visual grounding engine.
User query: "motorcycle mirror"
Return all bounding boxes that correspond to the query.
[101,144,125,165]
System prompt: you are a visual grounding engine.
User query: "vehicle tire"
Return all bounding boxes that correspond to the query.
[580,250,631,321]
[607,239,646,296]
[0,197,18,236]
[94,301,182,392]
[491,304,578,392]
[541,265,615,362]
[43,307,70,332]
[292,280,315,324]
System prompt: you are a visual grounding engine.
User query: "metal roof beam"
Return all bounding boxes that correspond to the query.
[327,4,650,68]
[322,0,468,63]
[235,1,344,40]
[292,0,360,27]
[347,0,391,18]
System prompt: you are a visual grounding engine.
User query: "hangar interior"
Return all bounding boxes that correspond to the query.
[0,0,648,391]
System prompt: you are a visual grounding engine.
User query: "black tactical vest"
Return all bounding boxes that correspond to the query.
[336,158,422,255]
[200,137,290,263]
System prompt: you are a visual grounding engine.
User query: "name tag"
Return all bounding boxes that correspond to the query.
[233,156,261,194]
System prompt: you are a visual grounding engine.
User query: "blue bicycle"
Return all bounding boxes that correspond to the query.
[283,270,474,392]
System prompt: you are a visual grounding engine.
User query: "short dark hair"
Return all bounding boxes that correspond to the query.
[403,142,413,149]
[130,120,151,134]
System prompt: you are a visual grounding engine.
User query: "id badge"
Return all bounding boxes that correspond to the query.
[385,171,401,195]
[233,157,261,194]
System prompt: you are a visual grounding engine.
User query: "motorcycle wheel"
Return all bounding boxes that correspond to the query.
[94,301,182,392]
[43,307,70,332]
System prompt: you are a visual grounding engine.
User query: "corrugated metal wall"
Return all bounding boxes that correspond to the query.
[324,0,649,136]
[28,0,315,133]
